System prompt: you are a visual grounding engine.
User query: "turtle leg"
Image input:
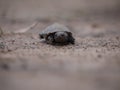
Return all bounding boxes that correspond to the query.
[70,36,75,44]
[39,33,44,39]
[46,35,54,44]
[68,35,75,44]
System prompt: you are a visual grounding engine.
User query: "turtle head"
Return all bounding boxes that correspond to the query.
[54,31,68,43]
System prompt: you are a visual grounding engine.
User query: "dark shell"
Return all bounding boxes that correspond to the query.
[40,23,71,38]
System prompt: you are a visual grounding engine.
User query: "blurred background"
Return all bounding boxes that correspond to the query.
[0,0,120,21]
[0,0,120,90]
[0,0,120,36]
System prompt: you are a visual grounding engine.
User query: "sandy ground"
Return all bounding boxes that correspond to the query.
[0,19,120,90]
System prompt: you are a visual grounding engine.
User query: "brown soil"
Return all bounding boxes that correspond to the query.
[0,19,120,90]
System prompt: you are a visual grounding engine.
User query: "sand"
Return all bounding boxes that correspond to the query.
[0,19,120,90]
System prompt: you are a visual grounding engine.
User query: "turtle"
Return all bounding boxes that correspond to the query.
[39,23,75,45]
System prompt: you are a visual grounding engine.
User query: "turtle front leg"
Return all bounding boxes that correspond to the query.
[46,35,54,44]
[68,35,75,44]
[68,33,75,44]
[39,33,44,39]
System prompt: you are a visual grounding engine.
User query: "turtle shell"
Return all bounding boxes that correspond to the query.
[40,23,71,39]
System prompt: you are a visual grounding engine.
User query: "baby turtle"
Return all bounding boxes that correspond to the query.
[39,23,75,45]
